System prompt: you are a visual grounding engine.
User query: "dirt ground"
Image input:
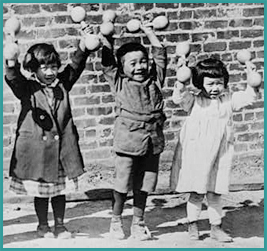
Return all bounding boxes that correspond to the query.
[3,190,264,248]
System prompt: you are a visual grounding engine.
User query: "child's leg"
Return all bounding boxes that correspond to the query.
[51,195,71,239]
[110,153,133,239]
[130,152,159,240]
[34,197,54,238]
[206,192,232,242]
[187,192,204,240]
[133,190,148,223]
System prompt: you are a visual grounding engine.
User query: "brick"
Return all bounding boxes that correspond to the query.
[234,143,248,152]
[241,29,263,38]
[75,118,97,128]
[102,94,115,103]
[253,18,264,27]
[162,89,173,99]
[229,19,253,27]
[243,7,264,17]
[203,42,227,52]
[173,109,188,117]
[251,121,264,131]
[134,3,153,10]
[181,3,205,8]
[249,142,264,150]
[88,85,111,93]
[191,32,216,42]
[99,116,115,125]
[234,124,249,133]
[54,15,72,25]
[100,128,112,137]
[166,78,176,88]
[74,96,100,106]
[179,21,201,30]
[244,113,254,121]
[245,101,264,109]
[204,20,228,29]
[3,115,17,125]
[80,141,98,150]
[171,120,182,129]
[3,137,12,147]
[255,111,264,120]
[99,139,113,147]
[84,148,112,160]
[17,30,36,40]
[155,3,178,8]
[13,4,40,15]
[87,107,113,116]
[233,113,243,122]
[217,30,239,39]
[179,10,193,19]
[237,132,259,142]
[72,108,86,118]
[3,126,12,136]
[166,68,176,78]
[41,3,68,12]
[193,9,217,19]
[253,40,264,48]
[229,41,251,50]
[3,103,15,114]
[85,129,97,138]
[70,86,87,96]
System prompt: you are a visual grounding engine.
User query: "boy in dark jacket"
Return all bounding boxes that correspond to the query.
[101,22,167,240]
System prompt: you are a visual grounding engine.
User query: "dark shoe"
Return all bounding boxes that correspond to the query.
[109,216,125,240]
[130,220,151,241]
[188,221,199,240]
[210,224,233,242]
[54,225,72,239]
[37,225,54,238]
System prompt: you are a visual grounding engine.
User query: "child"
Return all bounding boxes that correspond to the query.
[101,23,167,240]
[4,31,94,239]
[171,58,259,242]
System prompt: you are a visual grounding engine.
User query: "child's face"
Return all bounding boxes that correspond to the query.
[122,51,148,82]
[36,63,59,86]
[203,77,225,99]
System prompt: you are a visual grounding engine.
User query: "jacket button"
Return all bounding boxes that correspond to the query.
[42,136,47,141]
[54,135,59,140]
[40,115,45,120]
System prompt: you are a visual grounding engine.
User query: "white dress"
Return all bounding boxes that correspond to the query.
[170,84,257,194]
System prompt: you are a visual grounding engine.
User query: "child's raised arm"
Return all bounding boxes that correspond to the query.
[140,22,162,48]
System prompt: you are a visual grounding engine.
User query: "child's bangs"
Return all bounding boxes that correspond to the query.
[36,51,60,66]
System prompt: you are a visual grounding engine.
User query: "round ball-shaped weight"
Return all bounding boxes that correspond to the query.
[176,41,190,57]
[237,49,251,64]
[100,22,114,36]
[177,65,192,83]
[126,19,141,33]
[84,34,101,51]
[247,71,262,87]
[5,17,21,35]
[4,43,19,60]
[102,10,117,23]
[152,16,169,30]
[71,6,86,23]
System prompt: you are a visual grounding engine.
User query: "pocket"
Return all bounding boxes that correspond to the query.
[121,118,145,132]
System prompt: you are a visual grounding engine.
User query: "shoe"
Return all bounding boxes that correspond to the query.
[130,220,151,241]
[54,225,72,239]
[210,224,233,242]
[188,221,199,240]
[109,216,125,240]
[37,225,54,238]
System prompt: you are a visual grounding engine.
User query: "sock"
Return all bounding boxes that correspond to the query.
[133,190,148,223]
[34,197,49,226]
[112,190,127,216]
[51,195,66,227]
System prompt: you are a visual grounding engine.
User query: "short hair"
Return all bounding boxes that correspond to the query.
[23,43,61,73]
[116,42,148,72]
[192,58,229,89]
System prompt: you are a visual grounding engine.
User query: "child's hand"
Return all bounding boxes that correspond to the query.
[4,41,20,62]
[140,20,154,34]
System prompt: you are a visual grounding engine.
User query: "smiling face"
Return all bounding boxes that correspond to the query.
[121,51,149,82]
[36,63,59,86]
[202,76,225,99]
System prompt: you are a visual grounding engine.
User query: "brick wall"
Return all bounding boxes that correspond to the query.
[3,3,264,190]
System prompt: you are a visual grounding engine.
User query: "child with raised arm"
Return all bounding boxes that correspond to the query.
[101,23,167,240]
[171,58,260,242]
[4,28,95,239]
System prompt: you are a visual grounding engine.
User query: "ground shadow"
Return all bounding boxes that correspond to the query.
[3,193,264,245]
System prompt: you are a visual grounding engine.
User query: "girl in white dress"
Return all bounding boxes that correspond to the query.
[171,58,259,242]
